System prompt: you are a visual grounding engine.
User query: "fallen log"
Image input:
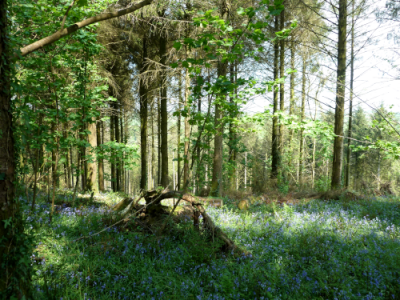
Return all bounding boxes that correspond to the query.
[112,190,247,256]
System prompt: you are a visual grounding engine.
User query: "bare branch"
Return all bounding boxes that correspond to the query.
[20,0,153,57]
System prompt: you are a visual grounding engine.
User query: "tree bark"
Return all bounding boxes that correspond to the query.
[279,7,285,157]
[183,68,191,191]
[110,108,116,191]
[345,1,355,189]
[159,35,169,188]
[0,4,34,295]
[177,72,182,190]
[299,58,306,185]
[288,39,295,169]
[271,15,280,179]
[140,36,148,191]
[331,0,348,189]
[86,118,97,192]
[97,117,105,192]
[210,0,229,196]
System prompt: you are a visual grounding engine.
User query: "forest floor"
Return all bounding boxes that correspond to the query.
[24,190,400,300]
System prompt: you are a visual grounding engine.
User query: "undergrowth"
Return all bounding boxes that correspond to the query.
[22,191,400,299]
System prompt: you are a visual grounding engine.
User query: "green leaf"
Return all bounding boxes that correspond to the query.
[173,41,182,51]
[170,62,179,68]
[77,0,88,7]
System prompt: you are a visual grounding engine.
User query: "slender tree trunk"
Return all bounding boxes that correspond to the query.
[97,117,105,192]
[331,0,348,189]
[210,0,229,196]
[279,7,285,160]
[140,36,148,190]
[86,118,97,192]
[151,100,156,190]
[177,72,182,190]
[70,147,74,188]
[120,111,125,192]
[345,1,355,189]
[271,15,280,179]
[115,105,121,192]
[299,58,306,185]
[228,61,237,190]
[158,96,161,186]
[288,39,295,167]
[183,68,191,191]
[159,35,169,188]
[110,110,116,191]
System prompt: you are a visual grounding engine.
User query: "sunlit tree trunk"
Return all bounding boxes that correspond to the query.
[299,58,306,185]
[288,39,295,167]
[331,0,348,189]
[345,1,355,189]
[183,67,191,191]
[97,117,105,192]
[86,118,97,192]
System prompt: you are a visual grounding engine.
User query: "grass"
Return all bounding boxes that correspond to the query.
[22,191,400,300]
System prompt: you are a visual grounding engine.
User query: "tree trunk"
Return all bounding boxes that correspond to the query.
[160,35,169,188]
[115,105,121,192]
[279,7,285,159]
[331,0,348,189]
[177,72,182,190]
[151,100,156,190]
[271,15,280,179]
[86,118,97,192]
[210,0,229,196]
[183,68,191,191]
[0,4,31,295]
[140,36,148,191]
[299,58,306,185]
[288,39,295,166]
[97,117,105,192]
[110,109,116,191]
[345,1,355,189]
[228,61,237,190]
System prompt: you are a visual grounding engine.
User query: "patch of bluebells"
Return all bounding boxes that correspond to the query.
[28,194,400,299]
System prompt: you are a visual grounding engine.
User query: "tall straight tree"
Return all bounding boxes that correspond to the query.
[331,0,348,189]
[345,0,355,188]
[271,14,280,179]
[159,32,169,188]
[140,36,149,190]
[279,5,285,155]
[210,0,230,196]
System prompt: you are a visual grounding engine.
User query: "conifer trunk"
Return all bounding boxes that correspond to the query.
[86,118,97,192]
[97,117,105,192]
[331,0,348,189]
[279,7,285,158]
[299,58,306,185]
[160,35,169,188]
[345,1,355,189]
[271,15,280,179]
[140,36,148,190]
